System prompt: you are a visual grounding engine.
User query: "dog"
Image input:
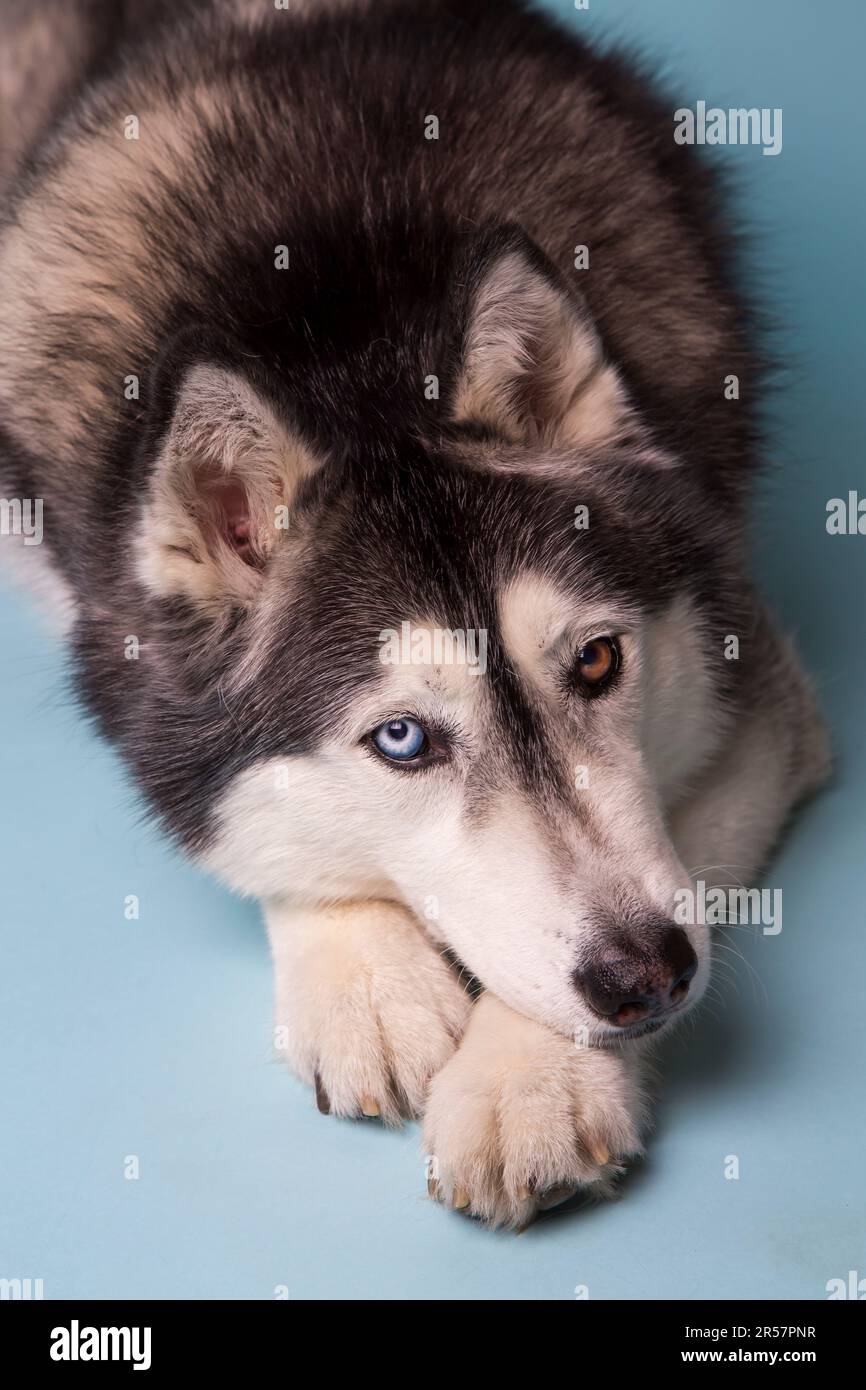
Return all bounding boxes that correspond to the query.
[0,0,829,1225]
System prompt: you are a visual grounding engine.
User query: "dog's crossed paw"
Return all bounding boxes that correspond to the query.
[422,993,647,1227]
[274,901,473,1124]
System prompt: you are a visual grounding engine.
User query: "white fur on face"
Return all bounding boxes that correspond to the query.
[204,581,715,1039]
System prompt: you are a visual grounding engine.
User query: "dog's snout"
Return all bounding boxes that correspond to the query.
[575,925,697,1028]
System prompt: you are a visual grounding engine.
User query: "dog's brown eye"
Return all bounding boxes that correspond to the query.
[575,636,619,692]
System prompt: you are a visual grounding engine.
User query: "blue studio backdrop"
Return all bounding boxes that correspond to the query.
[1,0,864,1299]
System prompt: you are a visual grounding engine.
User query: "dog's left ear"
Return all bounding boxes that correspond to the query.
[452,226,631,449]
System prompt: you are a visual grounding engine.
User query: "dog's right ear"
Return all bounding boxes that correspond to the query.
[135,363,324,610]
[450,224,633,450]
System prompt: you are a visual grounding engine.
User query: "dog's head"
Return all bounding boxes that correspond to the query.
[128,224,734,1041]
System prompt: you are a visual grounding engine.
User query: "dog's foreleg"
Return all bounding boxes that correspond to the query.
[422,991,649,1226]
[264,898,473,1123]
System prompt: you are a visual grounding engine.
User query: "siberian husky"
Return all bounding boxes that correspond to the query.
[0,0,829,1225]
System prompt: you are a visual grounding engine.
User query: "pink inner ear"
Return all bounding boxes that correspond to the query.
[213,480,255,564]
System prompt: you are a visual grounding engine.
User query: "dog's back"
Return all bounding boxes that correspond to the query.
[1,0,757,592]
[0,1,198,194]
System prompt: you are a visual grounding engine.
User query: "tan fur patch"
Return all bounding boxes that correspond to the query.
[0,84,228,461]
[0,1,94,194]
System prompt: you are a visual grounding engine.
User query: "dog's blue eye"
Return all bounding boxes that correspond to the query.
[370,717,428,762]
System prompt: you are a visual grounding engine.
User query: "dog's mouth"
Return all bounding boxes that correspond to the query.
[594,1016,669,1046]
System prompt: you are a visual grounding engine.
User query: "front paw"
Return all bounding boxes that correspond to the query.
[422,994,647,1226]
[273,901,472,1124]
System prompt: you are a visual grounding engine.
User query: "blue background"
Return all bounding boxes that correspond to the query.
[1,0,864,1300]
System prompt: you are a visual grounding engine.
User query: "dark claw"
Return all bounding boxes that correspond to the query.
[536,1185,578,1212]
[314,1072,331,1115]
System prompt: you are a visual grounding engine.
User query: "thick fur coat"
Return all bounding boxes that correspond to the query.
[0,0,828,1224]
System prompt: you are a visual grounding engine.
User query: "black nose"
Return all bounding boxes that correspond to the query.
[574,925,697,1027]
